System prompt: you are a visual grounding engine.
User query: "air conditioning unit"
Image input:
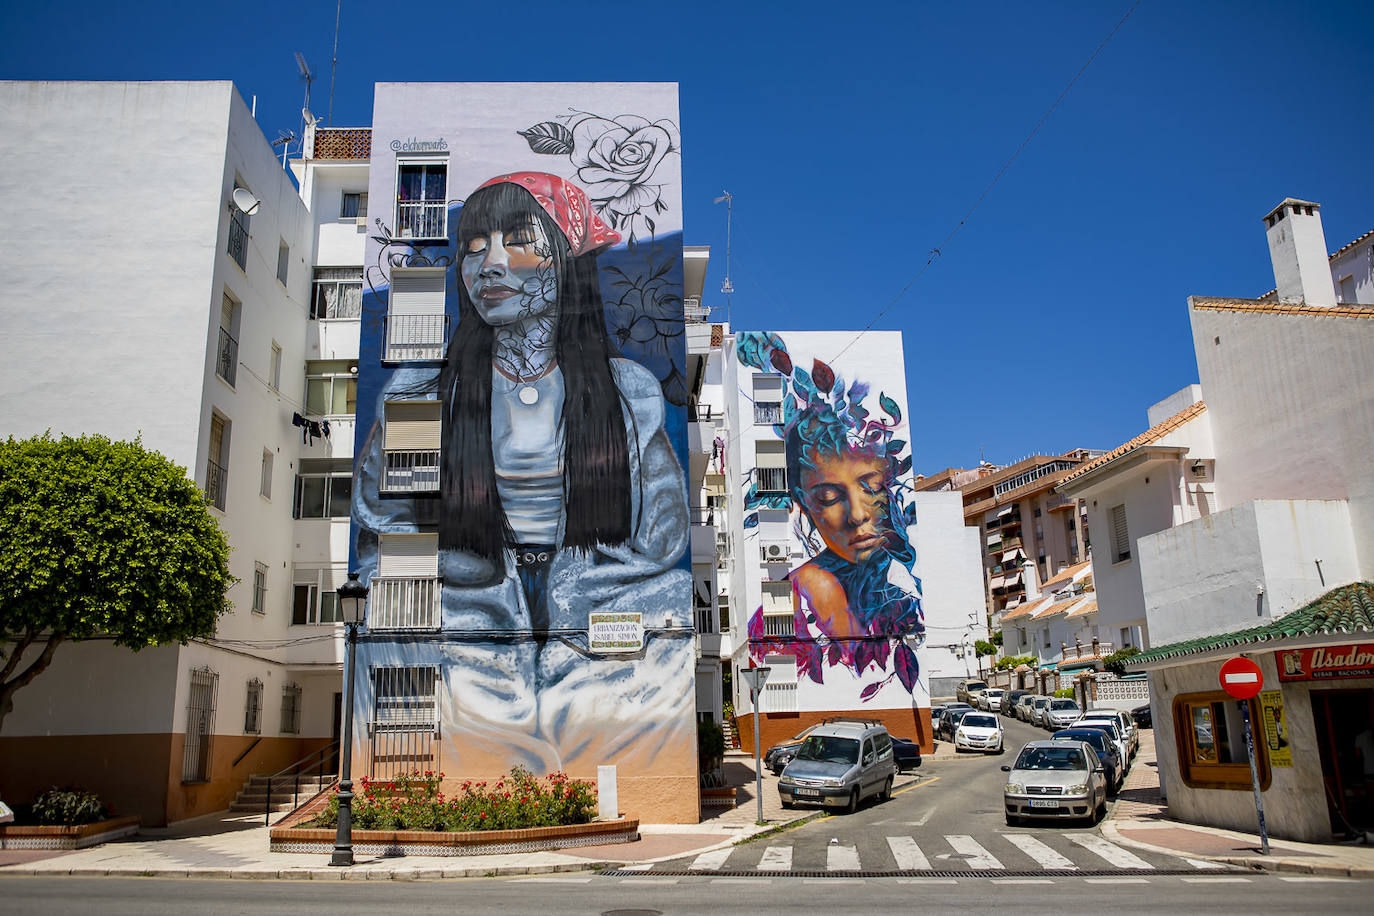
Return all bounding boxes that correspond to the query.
[760,541,790,562]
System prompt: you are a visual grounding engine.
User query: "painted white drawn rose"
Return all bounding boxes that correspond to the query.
[568,114,680,220]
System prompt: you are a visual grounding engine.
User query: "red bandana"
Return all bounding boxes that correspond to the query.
[476,172,621,256]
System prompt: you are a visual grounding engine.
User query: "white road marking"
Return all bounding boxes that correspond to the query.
[946,835,1003,870]
[620,864,653,871]
[689,848,733,871]
[1183,857,1224,870]
[1084,877,1149,884]
[898,878,958,884]
[1067,834,1154,869]
[991,878,1054,884]
[514,877,593,883]
[757,846,793,871]
[806,878,864,884]
[1279,876,1354,883]
[622,878,679,884]
[827,844,861,871]
[887,836,930,871]
[911,811,934,827]
[710,878,771,884]
[1181,876,1251,884]
[1003,834,1078,870]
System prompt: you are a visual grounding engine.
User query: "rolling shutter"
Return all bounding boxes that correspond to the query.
[384,401,441,450]
[378,534,439,577]
[389,269,445,316]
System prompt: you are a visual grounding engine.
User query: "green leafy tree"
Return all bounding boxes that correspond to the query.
[0,434,233,727]
[990,630,1003,647]
[973,639,998,658]
[1102,645,1141,677]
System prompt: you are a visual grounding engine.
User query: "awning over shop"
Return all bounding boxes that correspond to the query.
[1125,581,1374,671]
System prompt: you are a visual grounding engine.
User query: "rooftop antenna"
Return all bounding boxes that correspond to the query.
[713,191,733,325]
[294,52,314,117]
[327,0,342,125]
[273,129,296,169]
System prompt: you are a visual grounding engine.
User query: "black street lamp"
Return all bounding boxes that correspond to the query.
[330,571,368,867]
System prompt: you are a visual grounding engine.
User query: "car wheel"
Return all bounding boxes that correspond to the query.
[880,776,894,802]
[845,788,860,815]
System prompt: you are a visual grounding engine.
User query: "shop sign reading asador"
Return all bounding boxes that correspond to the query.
[1277,643,1374,681]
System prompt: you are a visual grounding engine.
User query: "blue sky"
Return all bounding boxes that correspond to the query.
[4,0,1371,472]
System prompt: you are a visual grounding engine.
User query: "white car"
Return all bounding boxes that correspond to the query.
[1072,717,1129,770]
[1086,707,1139,758]
[954,712,1005,753]
[979,688,1005,711]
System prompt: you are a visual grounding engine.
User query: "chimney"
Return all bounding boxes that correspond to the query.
[1263,198,1336,306]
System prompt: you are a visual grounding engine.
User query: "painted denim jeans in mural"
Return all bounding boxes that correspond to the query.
[354,361,693,775]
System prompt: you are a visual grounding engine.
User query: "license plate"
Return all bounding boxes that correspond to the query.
[1030,799,1060,808]
[794,788,820,796]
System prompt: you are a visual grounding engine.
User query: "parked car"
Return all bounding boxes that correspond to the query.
[939,707,977,742]
[933,703,972,737]
[1043,698,1083,730]
[1002,739,1109,826]
[956,680,988,705]
[1014,694,1038,721]
[954,712,1004,753]
[891,736,923,773]
[1028,696,1052,726]
[1086,707,1140,758]
[765,724,824,775]
[1131,702,1152,729]
[978,688,1006,711]
[1001,690,1031,715]
[1051,727,1123,794]
[778,721,898,814]
[1071,717,1129,770]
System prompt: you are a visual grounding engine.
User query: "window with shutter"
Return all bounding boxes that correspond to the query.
[382,401,441,493]
[386,268,447,360]
[378,533,440,578]
[1110,504,1130,563]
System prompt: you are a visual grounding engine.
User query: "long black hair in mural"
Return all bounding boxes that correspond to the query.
[741,332,925,700]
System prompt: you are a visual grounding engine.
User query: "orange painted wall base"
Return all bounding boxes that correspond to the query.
[734,707,933,758]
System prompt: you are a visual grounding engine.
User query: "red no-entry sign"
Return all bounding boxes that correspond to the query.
[1219,656,1264,700]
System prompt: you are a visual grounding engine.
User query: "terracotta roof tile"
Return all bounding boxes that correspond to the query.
[1040,560,1091,593]
[1190,297,1374,319]
[1066,598,1098,619]
[1329,229,1374,261]
[1001,596,1050,622]
[1059,402,1206,485]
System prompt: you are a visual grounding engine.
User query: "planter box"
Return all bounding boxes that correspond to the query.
[0,815,140,850]
[269,816,639,857]
[700,786,738,809]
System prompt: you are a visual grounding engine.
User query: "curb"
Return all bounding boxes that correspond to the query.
[1101,820,1374,880]
[3,860,613,881]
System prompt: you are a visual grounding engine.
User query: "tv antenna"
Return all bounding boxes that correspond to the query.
[272,129,296,168]
[713,191,733,325]
[327,0,342,125]
[294,52,314,114]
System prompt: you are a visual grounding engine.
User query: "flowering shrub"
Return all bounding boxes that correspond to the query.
[31,786,109,826]
[311,767,597,832]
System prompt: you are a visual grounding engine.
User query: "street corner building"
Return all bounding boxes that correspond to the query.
[718,330,982,756]
[347,83,699,822]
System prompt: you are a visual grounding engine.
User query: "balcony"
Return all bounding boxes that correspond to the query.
[762,615,794,638]
[382,450,440,494]
[205,458,228,511]
[368,576,440,630]
[754,402,784,425]
[385,314,447,362]
[1062,640,1113,662]
[396,200,446,240]
[755,467,787,494]
[227,213,248,270]
[216,328,238,387]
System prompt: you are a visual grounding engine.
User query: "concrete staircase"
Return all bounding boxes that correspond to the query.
[229,773,334,814]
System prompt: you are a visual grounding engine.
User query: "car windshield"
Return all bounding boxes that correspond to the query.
[1079,721,1120,740]
[1015,746,1088,770]
[1034,698,1049,707]
[1056,732,1108,755]
[966,683,987,691]
[1050,700,1079,711]
[963,714,997,728]
[796,735,860,765]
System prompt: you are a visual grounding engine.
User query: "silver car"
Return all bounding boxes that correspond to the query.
[1043,698,1082,729]
[778,722,898,814]
[1002,739,1109,826]
[1028,696,1052,726]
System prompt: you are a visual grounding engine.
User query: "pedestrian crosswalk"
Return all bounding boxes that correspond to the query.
[684,832,1222,874]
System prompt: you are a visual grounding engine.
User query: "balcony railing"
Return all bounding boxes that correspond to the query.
[205,458,228,510]
[755,467,787,494]
[689,505,721,527]
[1062,640,1112,661]
[385,314,447,361]
[396,200,446,239]
[216,328,238,386]
[368,577,441,630]
[762,681,798,713]
[762,615,794,638]
[227,213,248,269]
[383,450,440,493]
[695,607,716,634]
[754,403,784,425]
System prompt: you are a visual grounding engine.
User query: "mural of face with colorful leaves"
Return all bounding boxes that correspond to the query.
[739,331,925,700]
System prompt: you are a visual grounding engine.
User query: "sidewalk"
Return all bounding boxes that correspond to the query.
[0,755,921,881]
[1102,729,1374,879]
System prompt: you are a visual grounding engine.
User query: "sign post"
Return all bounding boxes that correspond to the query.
[1219,656,1269,855]
[739,665,771,825]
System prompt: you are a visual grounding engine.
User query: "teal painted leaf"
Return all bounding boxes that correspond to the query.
[879,393,902,423]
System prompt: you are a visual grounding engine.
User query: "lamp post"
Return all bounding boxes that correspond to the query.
[330,571,367,867]
[738,664,771,825]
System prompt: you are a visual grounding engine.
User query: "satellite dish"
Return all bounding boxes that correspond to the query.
[231,187,261,216]
[302,108,318,127]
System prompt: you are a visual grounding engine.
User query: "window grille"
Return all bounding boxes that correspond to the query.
[754,401,784,425]
[182,667,219,782]
[227,193,249,270]
[756,467,787,493]
[395,162,448,239]
[368,666,439,779]
[280,682,303,734]
[206,413,229,511]
[1110,504,1130,563]
[216,296,239,387]
[385,269,447,360]
[244,678,263,734]
[311,267,363,320]
[252,562,268,615]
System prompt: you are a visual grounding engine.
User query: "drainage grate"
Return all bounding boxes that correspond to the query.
[602,868,1227,879]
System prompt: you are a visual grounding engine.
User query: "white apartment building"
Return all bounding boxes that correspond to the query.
[1061,198,1374,841]
[0,82,367,825]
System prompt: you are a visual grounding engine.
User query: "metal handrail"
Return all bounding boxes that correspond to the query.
[263,740,340,826]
